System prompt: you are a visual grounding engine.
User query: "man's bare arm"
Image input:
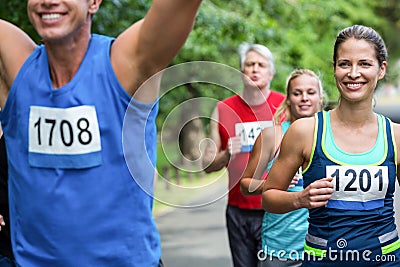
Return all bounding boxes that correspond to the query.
[111,0,203,100]
[202,107,230,173]
[0,19,35,107]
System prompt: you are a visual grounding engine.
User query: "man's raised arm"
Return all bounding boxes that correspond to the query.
[111,0,203,100]
[0,20,35,107]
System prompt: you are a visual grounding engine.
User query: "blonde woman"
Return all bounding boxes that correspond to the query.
[241,69,324,266]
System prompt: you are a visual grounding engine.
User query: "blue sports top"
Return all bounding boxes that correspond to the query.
[0,34,160,266]
[262,121,308,260]
[302,111,400,266]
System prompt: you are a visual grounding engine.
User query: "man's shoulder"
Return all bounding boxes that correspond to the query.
[217,95,247,113]
[91,34,115,43]
[219,94,241,105]
[267,90,285,109]
[269,90,285,99]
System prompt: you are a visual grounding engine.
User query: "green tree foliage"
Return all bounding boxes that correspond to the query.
[1,0,399,141]
[0,1,39,41]
[182,0,394,101]
[1,0,399,172]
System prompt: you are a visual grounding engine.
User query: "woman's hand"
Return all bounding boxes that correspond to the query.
[299,177,334,209]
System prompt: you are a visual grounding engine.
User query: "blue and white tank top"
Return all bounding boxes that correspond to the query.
[262,121,308,260]
[302,110,400,266]
[0,34,160,266]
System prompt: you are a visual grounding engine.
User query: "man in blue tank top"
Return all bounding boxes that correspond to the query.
[0,1,202,266]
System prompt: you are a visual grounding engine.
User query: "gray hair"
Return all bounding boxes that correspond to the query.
[238,42,275,74]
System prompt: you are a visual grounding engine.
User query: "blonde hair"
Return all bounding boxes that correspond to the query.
[274,69,324,124]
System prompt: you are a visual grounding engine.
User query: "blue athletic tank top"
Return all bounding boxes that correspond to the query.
[0,34,161,266]
[302,110,400,266]
[262,121,308,260]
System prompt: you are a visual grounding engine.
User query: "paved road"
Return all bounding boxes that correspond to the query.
[374,101,400,231]
[156,185,232,267]
[157,184,400,267]
[394,182,400,233]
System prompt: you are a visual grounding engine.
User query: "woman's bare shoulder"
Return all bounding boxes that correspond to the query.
[289,116,316,135]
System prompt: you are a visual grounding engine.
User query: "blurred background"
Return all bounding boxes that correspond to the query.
[3,0,400,206]
[3,2,400,266]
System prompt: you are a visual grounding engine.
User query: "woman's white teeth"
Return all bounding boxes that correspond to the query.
[347,83,362,88]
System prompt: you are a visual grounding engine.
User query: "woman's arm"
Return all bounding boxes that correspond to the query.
[240,127,276,196]
[262,118,333,213]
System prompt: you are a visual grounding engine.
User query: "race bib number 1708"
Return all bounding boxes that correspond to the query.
[28,106,102,169]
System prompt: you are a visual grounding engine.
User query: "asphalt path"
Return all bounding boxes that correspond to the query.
[156,184,232,267]
[156,101,400,267]
[395,183,400,233]
[374,102,400,123]
[375,101,400,231]
[156,181,400,267]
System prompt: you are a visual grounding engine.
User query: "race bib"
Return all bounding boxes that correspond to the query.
[28,106,102,169]
[235,121,273,152]
[296,166,304,187]
[326,165,389,210]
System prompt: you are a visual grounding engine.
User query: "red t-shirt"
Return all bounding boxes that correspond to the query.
[218,90,285,209]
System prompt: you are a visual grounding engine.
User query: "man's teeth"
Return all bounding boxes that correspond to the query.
[42,14,62,20]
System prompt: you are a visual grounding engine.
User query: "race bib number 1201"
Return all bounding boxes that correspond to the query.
[28,106,102,169]
[326,165,389,210]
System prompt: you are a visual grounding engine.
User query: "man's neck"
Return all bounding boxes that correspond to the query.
[44,28,91,89]
[241,86,271,106]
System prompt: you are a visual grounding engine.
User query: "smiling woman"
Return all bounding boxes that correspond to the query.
[262,25,400,266]
[240,68,324,267]
[333,37,386,103]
